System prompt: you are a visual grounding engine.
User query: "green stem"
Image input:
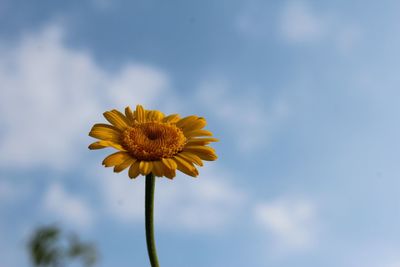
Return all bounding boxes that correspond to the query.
[145,173,160,267]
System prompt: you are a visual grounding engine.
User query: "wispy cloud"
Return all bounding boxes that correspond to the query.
[0,23,171,170]
[196,79,290,152]
[98,165,246,232]
[279,1,325,43]
[254,196,318,251]
[42,182,94,229]
[279,1,363,50]
[237,0,363,51]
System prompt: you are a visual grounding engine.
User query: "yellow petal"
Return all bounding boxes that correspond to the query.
[88,141,106,150]
[176,115,198,128]
[187,137,219,146]
[183,146,217,161]
[182,117,206,133]
[139,161,153,175]
[162,114,180,123]
[184,129,213,138]
[184,145,215,152]
[146,110,164,122]
[174,156,198,177]
[152,160,164,177]
[88,140,126,151]
[128,161,141,179]
[161,158,177,179]
[179,151,203,166]
[114,158,136,173]
[135,105,146,122]
[89,123,121,141]
[102,152,130,167]
[163,165,176,179]
[125,106,135,123]
[103,110,129,130]
[194,152,217,161]
[161,158,177,170]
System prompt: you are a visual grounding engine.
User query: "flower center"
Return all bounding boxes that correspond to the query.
[121,122,187,160]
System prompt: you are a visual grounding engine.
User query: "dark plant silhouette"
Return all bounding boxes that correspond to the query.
[28,225,98,267]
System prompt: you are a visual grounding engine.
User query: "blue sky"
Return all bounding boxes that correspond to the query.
[1,0,400,266]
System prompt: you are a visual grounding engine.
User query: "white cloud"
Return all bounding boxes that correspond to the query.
[0,23,170,170]
[100,173,144,222]
[279,1,364,50]
[107,65,169,110]
[237,1,363,51]
[43,182,94,228]
[196,79,289,151]
[236,0,325,42]
[99,165,246,232]
[279,1,325,43]
[254,197,318,250]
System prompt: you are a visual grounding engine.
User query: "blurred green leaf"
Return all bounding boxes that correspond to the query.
[28,225,98,267]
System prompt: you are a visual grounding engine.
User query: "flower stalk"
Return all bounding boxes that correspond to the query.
[145,173,160,267]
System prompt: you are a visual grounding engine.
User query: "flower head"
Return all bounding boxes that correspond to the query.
[89,105,218,179]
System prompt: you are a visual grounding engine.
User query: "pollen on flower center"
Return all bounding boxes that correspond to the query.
[121,122,187,161]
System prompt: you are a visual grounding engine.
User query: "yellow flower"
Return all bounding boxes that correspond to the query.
[89,105,218,179]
